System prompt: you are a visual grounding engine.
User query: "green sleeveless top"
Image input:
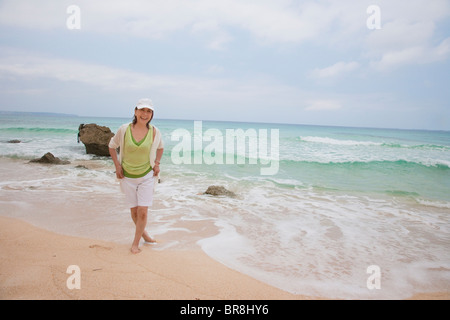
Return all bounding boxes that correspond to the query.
[122,124,153,178]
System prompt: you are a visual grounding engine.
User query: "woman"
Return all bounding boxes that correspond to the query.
[109,98,164,254]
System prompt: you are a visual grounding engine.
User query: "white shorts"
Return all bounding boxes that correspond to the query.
[120,171,155,208]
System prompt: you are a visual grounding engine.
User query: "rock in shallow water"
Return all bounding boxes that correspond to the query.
[30,152,70,165]
[78,123,114,157]
[204,185,236,197]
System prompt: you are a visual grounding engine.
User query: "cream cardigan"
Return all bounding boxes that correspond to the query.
[109,123,164,175]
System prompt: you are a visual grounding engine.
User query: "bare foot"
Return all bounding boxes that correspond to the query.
[130,246,142,254]
[143,233,157,243]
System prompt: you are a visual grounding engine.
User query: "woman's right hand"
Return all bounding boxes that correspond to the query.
[115,164,124,179]
[109,147,124,179]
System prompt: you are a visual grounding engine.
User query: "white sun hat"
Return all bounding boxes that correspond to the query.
[136,98,154,111]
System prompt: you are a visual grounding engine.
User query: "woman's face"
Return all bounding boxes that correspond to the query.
[135,108,153,124]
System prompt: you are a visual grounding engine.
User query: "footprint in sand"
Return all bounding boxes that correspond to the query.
[89,244,112,250]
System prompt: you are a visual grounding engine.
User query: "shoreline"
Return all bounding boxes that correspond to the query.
[1,216,448,300]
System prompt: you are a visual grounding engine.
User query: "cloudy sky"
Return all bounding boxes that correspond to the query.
[0,0,449,130]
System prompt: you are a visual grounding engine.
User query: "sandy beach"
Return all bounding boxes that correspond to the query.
[0,216,448,300]
[0,216,309,300]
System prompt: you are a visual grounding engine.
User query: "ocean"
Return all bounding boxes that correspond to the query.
[0,111,449,299]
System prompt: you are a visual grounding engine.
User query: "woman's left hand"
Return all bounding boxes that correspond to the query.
[153,165,160,176]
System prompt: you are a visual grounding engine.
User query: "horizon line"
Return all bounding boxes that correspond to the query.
[1,110,449,133]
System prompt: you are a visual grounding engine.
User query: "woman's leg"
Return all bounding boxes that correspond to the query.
[129,173,157,253]
[130,207,155,244]
[130,206,148,253]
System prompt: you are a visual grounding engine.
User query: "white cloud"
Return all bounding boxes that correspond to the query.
[310,61,360,79]
[370,37,450,71]
[0,49,176,91]
[0,0,448,48]
[365,20,436,53]
[363,0,450,70]
[0,47,304,108]
[0,0,63,30]
[375,0,450,23]
[0,0,366,47]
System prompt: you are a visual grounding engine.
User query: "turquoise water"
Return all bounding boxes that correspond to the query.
[161,119,450,204]
[2,113,448,201]
[1,112,449,298]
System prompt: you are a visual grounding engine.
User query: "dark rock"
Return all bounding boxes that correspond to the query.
[204,185,236,197]
[78,124,114,156]
[7,139,21,143]
[30,152,70,165]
